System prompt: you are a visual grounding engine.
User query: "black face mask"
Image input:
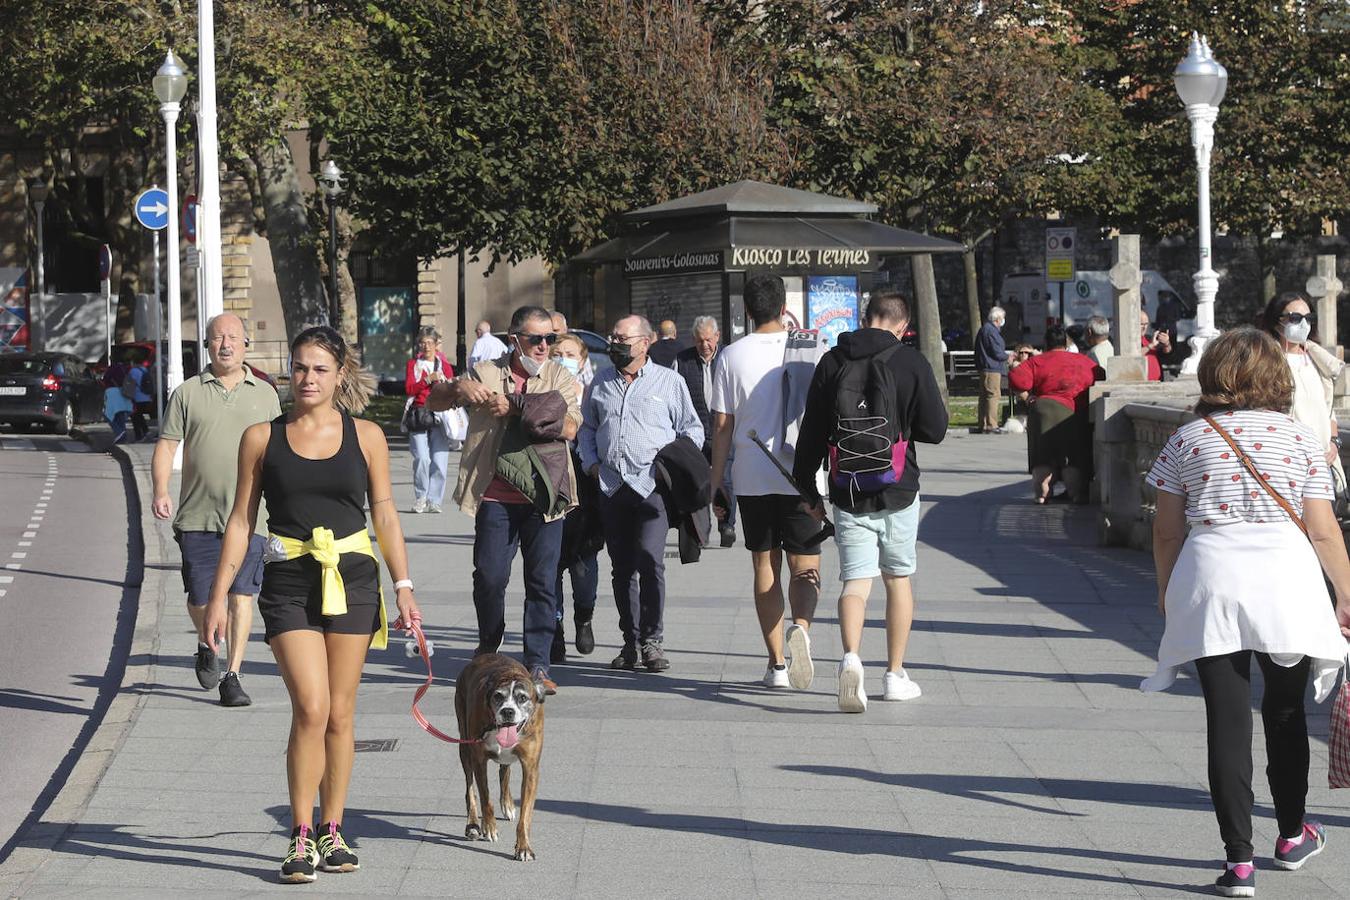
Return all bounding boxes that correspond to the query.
[607,341,635,368]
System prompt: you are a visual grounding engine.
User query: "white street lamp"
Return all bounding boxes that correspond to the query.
[154,50,188,395]
[318,159,345,328]
[27,177,48,350]
[1174,32,1227,374]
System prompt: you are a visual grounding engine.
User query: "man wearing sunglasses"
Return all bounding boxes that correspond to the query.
[429,305,580,694]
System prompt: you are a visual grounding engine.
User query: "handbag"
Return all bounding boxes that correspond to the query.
[439,407,468,442]
[1204,415,1308,536]
[1331,677,1350,788]
[403,402,438,433]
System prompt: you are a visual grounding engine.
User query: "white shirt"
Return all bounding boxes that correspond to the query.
[709,332,795,497]
[469,333,508,367]
[1088,341,1115,367]
[1148,409,1333,526]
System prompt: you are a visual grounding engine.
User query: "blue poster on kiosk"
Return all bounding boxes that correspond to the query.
[807,275,859,347]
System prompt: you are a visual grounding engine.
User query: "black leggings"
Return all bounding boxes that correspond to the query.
[1194,651,1311,862]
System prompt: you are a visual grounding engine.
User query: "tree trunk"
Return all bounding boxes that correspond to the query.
[336,207,358,346]
[963,246,980,351]
[911,253,949,406]
[255,138,327,340]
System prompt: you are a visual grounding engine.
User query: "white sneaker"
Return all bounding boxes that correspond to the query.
[428,503,442,514]
[882,669,922,701]
[837,653,866,713]
[411,497,428,514]
[762,664,790,688]
[784,623,814,690]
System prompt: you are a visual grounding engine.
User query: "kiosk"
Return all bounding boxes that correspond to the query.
[563,180,963,345]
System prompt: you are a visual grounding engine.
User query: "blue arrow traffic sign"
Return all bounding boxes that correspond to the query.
[133,187,170,230]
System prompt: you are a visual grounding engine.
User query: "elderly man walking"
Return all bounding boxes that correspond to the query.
[580,315,703,672]
[672,315,737,547]
[151,313,281,706]
[975,306,1010,433]
[430,305,580,693]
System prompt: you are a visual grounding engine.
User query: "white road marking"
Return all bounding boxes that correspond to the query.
[22,532,35,538]
[0,576,12,583]
[12,552,27,559]
[17,542,30,547]
[0,590,6,598]
[5,563,20,570]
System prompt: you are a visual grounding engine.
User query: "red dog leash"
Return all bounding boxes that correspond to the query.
[394,615,481,745]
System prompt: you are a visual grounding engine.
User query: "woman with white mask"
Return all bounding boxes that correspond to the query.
[1261,292,1345,487]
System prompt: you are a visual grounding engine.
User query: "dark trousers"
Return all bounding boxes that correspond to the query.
[601,485,668,647]
[1194,651,1311,862]
[555,551,598,625]
[472,501,563,673]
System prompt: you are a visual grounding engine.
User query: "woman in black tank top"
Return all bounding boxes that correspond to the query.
[202,326,421,883]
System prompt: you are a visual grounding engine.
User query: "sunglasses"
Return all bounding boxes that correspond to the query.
[513,332,559,347]
[1281,312,1316,324]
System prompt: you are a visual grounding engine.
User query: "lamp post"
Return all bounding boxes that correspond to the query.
[153,51,188,394]
[318,159,344,328]
[1174,32,1227,374]
[27,177,48,351]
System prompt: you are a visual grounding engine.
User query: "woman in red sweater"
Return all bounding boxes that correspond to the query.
[1009,325,1103,504]
[404,326,456,513]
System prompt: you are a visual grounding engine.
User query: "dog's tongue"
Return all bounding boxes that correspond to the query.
[496,725,520,749]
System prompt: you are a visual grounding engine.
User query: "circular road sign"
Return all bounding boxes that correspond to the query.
[133,187,170,231]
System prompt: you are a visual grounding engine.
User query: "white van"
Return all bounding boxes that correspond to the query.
[999,270,1193,345]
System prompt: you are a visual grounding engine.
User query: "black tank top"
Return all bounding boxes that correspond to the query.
[260,412,376,601]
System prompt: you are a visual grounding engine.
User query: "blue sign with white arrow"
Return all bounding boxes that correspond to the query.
[133,187,170,231]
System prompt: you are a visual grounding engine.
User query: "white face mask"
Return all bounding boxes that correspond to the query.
[1284,319,1311,344]
[517,353,543,376]
[555,357,580,376]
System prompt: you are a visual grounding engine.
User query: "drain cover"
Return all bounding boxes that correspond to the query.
[354,738,399,753]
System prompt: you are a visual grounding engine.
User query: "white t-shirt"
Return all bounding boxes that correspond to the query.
[709,332,795,497]
[1148,409,1333,526]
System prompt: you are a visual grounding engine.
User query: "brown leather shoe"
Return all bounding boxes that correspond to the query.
[640,639,670,672]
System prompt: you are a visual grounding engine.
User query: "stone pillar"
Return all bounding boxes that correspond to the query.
[1306,254,1343,352]
[911,253,948,404]
[1106,233,1146,381]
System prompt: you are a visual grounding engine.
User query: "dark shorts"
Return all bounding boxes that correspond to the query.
[177,531,266,606]
[257,556,382,644]
[737,493,823,555]
[1027,400,1091,472]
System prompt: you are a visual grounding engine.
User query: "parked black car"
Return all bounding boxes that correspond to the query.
[0,353,106,434]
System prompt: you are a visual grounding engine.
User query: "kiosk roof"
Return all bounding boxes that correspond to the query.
[624,180,877,222]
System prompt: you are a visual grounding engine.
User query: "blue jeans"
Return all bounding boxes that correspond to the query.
[601,485,668,647]
[555,551,599,625]
[472,501,563,673]
[408,424,450,504]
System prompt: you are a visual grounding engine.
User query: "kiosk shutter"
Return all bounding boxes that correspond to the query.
[629,273,723,339]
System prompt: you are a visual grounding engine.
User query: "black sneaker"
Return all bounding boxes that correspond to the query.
[280,824,319,883]
[551,622,567,665]
[317,822,359,872]
[194,643,219,690]
[611,644,638,670]
[218,672,252,707]
[719,524,736,548]
[574,618,595,655]
[1214,863,1255,898]
[640,639,670,672]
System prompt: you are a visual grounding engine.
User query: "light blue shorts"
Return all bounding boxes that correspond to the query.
[834,497,921,582]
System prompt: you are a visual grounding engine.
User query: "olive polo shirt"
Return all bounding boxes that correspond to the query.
[161,369,282,534]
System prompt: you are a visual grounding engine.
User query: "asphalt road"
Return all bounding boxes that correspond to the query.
[0,432,137,858]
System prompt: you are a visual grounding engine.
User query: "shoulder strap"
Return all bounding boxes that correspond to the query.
[1204,415,1308,536]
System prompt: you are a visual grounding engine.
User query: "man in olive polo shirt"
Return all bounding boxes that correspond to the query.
[151,313,281,707]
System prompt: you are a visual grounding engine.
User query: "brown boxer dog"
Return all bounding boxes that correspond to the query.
[454,653,546,861]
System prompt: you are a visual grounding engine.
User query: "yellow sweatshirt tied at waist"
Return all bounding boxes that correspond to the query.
[267,527,389,649]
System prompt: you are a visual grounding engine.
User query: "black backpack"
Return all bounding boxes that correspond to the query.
[827,344,907,497]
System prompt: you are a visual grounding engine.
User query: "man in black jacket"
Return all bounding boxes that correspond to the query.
[793,288,947,714]
[672,315,737,546]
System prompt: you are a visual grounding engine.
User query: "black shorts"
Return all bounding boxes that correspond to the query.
[737,493,823,555]
[177,531,266,606]
[257,556,382,644]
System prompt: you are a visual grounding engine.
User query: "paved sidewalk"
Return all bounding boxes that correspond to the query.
[3,429,1348,898]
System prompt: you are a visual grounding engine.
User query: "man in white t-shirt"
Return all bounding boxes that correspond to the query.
[709,274,826,691]
[468,319,509,367]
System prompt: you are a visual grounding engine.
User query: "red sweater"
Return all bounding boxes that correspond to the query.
[1009,350,1102,413]
[405,353,455,407]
